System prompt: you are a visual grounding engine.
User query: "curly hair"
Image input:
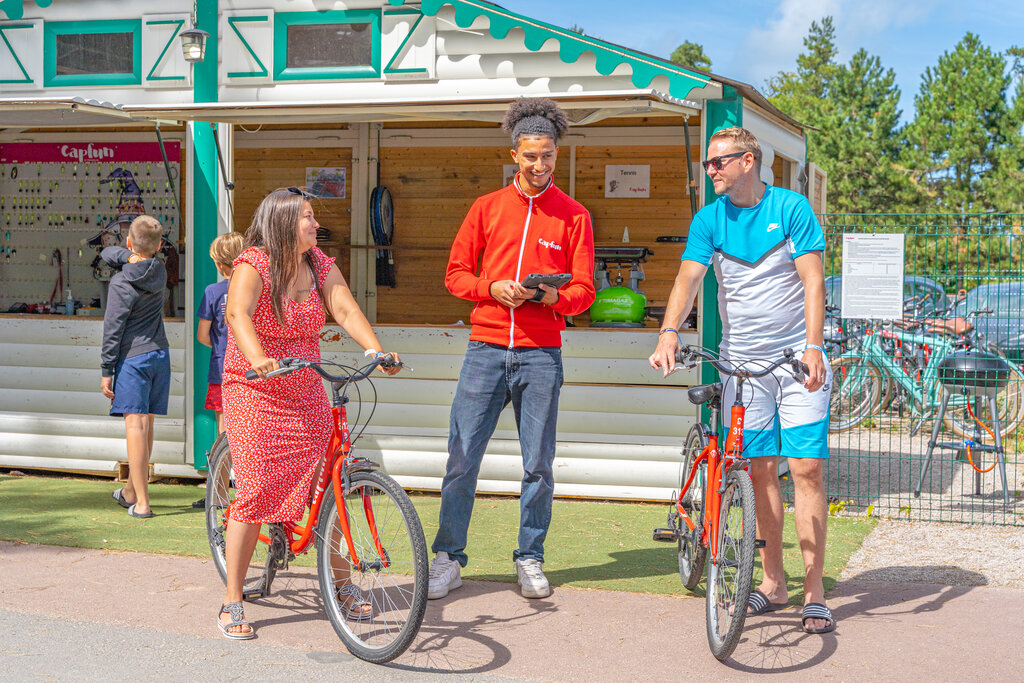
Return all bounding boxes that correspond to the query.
[502,97,570,148]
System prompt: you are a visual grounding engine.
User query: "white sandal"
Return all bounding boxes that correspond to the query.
[217,601,255,640]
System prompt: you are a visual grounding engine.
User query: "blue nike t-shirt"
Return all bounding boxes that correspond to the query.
[682,185,825,359]
[198,278,230,385]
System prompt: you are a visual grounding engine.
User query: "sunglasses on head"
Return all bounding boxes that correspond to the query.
[701,151,746,172]
[287,186,314,200]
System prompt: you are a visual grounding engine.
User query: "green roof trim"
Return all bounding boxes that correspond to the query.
[385,0,711,101]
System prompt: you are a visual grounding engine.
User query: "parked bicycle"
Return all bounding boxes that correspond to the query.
[653,345,809,661]
[204,355,428,664]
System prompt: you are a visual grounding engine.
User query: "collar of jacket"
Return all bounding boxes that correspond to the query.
[510,172,554,204]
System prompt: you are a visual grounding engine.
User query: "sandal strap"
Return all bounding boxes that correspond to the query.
[748,590,769,613]
[802,602,833,623]
[220,601,247,626]
[337,584,364,601]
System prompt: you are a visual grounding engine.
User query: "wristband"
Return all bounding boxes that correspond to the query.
[659,328,678,336]
[804,343,825,354]
[363,348,378,358]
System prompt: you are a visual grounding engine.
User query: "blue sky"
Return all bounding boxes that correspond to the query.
[500,0,1024,120]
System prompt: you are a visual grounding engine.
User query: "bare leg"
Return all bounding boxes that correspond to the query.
[788,457,829,630]
[221,518,261,634]
[123,413,153,513]
[215,410,224,434]
[748,456,788,605]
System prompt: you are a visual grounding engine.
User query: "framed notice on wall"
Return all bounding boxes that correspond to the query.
[305,167,346,198]
[840,233,905,319]
[605,165,650,198]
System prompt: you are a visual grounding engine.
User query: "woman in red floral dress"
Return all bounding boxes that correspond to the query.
[217,188,400,639]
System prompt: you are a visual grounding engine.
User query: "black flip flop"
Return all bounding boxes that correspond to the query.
[127,503,155,519]
[112,488,131,509]
[801,602,836,634]
[747,589,789,616]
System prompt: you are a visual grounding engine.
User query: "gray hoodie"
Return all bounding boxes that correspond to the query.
[100,246,169,377]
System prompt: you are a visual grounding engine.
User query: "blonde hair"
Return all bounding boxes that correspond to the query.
[210,232,244,271]
[128,215,163,256]
[709,126,762,169]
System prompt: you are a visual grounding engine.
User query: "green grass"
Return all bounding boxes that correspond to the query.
[0,473,875,600]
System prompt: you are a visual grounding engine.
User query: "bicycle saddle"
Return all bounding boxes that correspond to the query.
[687,382,723,405]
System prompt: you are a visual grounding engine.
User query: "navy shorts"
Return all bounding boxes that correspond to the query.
[110,349,171,417]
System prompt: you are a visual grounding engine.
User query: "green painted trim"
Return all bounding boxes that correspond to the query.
[0,23,32,84]
[191,1,219,470]
[698,87,742,423]
[145,19,185,82]
[43,19,142,87]
[274,10,381,81]
[227,15,269,79]
[383,10,427,76]
[383,0,710,100]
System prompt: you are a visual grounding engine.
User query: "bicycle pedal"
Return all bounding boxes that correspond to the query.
[652,528,678,542]
[242,588,264,600]
[755,538,766,548]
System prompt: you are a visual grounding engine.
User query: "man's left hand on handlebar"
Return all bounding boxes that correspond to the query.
[377,352,403,376]
[649,331,682,377]
[801,347,827,392]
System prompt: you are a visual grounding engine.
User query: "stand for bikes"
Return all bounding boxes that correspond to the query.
[915,351,1012,504]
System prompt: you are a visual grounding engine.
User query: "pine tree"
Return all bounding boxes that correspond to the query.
[669,41,711,72]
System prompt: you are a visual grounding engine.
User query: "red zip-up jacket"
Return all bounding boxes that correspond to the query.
[446,175,596,348]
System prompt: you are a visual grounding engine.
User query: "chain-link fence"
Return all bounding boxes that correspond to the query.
[781,214,1024,526]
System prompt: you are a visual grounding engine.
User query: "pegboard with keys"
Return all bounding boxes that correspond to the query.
[0,142,181,314]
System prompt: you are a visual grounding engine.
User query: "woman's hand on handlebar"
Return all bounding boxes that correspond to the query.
[377,352,403,376]
[801,347,827,393]
[649,332,681,377]
[248,355,280,380]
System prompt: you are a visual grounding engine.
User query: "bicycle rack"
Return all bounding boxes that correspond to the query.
[914,350,1012,504]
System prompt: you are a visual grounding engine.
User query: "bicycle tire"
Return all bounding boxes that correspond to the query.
[829,356,882,432]
[705,468,756,661]
[204,434,277,599]
[316,469,428,664]
[677,424,708,590]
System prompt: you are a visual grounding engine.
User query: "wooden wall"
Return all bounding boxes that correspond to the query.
[233,147,353,279]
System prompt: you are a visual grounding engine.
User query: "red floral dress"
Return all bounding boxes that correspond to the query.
[222,246,334,524]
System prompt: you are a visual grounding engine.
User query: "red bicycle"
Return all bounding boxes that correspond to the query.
[654,345,807,660]
[204,355,427,663]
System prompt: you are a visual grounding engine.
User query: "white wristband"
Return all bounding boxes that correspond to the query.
[364,348,378,358]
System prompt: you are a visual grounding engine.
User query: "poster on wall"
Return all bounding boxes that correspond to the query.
[604,165,650,198]
[840,233,905,319]
[305,167,346,198]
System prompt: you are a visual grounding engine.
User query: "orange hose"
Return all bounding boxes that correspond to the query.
[964,400,998,474]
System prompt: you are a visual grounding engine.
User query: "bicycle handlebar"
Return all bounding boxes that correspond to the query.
[675,345,809,383]
[244,354,403,382]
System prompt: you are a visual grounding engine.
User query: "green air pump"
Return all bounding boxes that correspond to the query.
[589,246,653,327]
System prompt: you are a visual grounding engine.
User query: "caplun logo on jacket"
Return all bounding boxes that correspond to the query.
[538,238,562,251]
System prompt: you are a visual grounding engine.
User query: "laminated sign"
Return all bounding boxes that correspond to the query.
[605,165,650,198]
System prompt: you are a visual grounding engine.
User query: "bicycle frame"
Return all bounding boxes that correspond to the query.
[675,384,749,562]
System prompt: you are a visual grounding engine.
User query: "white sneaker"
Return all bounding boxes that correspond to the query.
[427,552,462,599]
[514,558,551,598]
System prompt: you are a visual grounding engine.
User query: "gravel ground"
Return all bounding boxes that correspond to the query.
[840,518,1024,588]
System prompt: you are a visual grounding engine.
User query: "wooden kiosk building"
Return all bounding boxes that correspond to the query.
[0,0,825,500]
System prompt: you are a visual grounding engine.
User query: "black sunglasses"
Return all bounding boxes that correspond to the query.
[701,151,746,172]
[287,186,314,200]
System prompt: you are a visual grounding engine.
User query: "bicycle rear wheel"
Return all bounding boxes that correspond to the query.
[204,434,279,599]
[829,356,882,431]
[316,469,428,664]
[677,424,708,590]
[706,468,756,661]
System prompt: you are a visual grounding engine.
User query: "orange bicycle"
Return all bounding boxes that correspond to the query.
[204,355,427,663]
[654,345,808,660]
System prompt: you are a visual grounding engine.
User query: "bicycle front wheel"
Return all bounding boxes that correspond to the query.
[316,469,428,664]
[204,434,278,599]
[706,468,756,661]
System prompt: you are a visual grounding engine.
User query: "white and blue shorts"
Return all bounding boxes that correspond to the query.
[721,351,831,460]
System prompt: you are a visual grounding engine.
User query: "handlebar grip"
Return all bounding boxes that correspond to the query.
[244,369,258,380]
[792,360,809,383]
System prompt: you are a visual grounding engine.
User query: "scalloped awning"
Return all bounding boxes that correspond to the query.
[387,0,715,101]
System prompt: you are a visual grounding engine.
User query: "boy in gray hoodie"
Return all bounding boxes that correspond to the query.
[100,215,170,519]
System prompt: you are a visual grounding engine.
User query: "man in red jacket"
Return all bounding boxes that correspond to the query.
[428,98,596,600]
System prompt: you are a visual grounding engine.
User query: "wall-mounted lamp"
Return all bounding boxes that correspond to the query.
[180,27,209,63]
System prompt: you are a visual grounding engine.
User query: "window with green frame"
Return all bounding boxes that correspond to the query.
[274,10,381,80]
[44,19,142,87]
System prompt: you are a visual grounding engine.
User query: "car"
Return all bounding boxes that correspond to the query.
[952,282,1024,363]
[824,274,948,317]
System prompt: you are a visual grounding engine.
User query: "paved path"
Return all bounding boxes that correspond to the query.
[1,541,1021,680]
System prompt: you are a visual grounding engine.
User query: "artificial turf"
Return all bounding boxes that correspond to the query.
[0,472,874,601]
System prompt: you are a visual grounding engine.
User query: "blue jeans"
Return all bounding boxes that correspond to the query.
[432,341,563,567]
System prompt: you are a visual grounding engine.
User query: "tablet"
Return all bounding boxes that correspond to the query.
[521,273,572,289]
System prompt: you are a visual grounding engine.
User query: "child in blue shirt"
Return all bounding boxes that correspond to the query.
[197,232,244,434]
